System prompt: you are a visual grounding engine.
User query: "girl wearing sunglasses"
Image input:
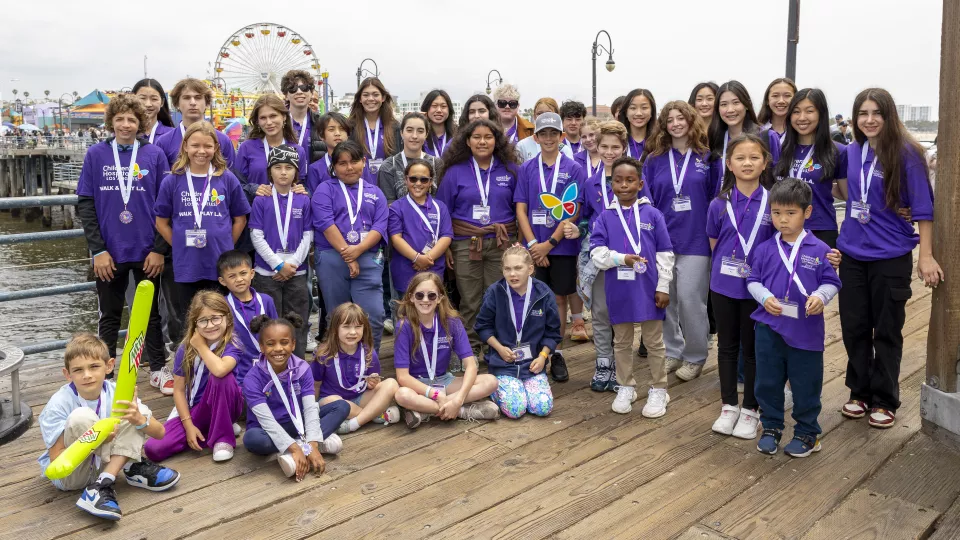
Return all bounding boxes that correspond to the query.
[393,273,500,428]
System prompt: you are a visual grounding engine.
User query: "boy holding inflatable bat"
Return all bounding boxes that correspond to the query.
[38,332,180,521]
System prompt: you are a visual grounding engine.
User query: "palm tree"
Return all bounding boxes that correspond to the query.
[23,91,29,100]
[11,89,17,98]
[44,90,50,98]
[72,91,78,98]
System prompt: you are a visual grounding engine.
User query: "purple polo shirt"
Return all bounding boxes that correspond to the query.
[172,341,243,406]
[779,142,848,231]
[393,316,472,379]
[589,203,673,325]
[581,169,613,228]
[747,233,842,351]
[149,123,175,144]
[155,123,237,169]
[514,153,585,256]
[626,137,645,160]
[837,142,933,261]
[766,129,782,166]
[358,122,386,160]
[248,191,312,273]
[423,133,450,158]
[311,179,388,253]
[709,130,783,195]
[312,346,382,400]
[706,187,774,300]
[154,170,250,283]
[225,290,278,384]
[76,141,169,263]
[290,113,311,152]
[242,354,315,430]
[435,159,517,240]
[235,138,308,187]
[387,195,453,292]
[305,155,375,196]
[641,149,714,256]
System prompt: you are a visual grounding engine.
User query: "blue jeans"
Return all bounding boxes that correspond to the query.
[316,250,386,352]
[754,323,823,438]
[243,400,351,454]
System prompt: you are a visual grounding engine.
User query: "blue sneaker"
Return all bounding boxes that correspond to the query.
[757,428,782,455]
[76,478,122,521]
[124,458,180,492]
[784,434,822,458]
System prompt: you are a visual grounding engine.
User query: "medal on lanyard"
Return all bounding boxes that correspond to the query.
[615,202,648,273]
[227,293,265,352]
[471,157,494,225]
[406,194,440,251]
[272,186,295,255]
[366,119,381,158]
[855,143,876,224]
[111,139,139,224]
[724,187,768,277]
[267,360,309,452]
[334,348,367,393]
[668,149,692,213]
[418,314,441,380]
[775,231,809,319]
[507,278,534,361]
[185,166,213,248]
[792,145,815,182]
[538,154,561,228]
[339,179,364,243]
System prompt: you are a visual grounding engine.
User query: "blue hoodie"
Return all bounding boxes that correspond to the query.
[475,277,562,380]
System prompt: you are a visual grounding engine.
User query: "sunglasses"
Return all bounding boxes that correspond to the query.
[407,176,431,185]
[286,83,314,94]
[414,291,440,301]
[497,100,519,109]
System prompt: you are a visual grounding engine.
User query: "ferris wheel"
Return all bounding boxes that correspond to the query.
[214,23,322,95]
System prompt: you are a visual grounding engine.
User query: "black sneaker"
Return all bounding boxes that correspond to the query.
[605,362,619,392]
[550,353,569,382]
[590,358,612,392]
[637,341,648,358]
[124,458,181,492]
[76,478,122,521]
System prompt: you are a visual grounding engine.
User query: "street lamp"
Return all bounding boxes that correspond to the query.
[356,58,379,90]
[485,69,502,95]
[59,93,74,132]
[591,30,615,117]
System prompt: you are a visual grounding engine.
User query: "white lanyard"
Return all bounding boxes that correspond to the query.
[406,194,440,244]
[271,187,295,251]
[599,167,614,209]
[227,293,266,352]
[775,230,810,298]
[433,133,446,155]
[615,201,644,255]
[860,143,878,206]
[365,119,381,157]
[261,138,277,166]
[189,341,218,407]
[471,157,494,207]
[792,145,815,180]
[539,154,561,194]
[507,278,533,346]
[668,148,692,196]
[292,112,308,147]
[508,119,518,143]
[186,166,213,229]
[400,151,425,170]
[721,131,729,178]
[267,360,304,438]
[179,122,187,137]
[586,156,597,177]
[334,348,367,393]
[724,187,768,259]
[148,122,159,144]
[71,382,107,420]
[338,179,364,230]
[418,314,441,380]
[111,140,139,208]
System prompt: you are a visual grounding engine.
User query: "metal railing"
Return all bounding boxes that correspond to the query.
[0,135,94,152]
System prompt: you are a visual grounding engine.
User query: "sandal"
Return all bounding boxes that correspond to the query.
[868,408,896,429]
[841,399,868,419]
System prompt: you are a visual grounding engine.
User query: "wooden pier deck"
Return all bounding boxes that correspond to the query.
[0,267,958,539]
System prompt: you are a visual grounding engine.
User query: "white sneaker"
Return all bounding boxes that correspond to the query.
[233,422,242,437]
[320,433,343,455]
[664,357,683,373]
[784,386,794,410]
[612,386,638,414]
[383,318,395,335]
[150,366,175,396]
[712,405,740,435]
[641,388,670,418]
[212,442,234,462]
[732,408,761,440]
[675,361,704,381]
[305,340,317,353]
[277,452,297,478]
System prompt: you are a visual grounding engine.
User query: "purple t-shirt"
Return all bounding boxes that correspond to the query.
[514,153,585,256]
[779,142,848,231]
[311,179,388,253]
[626,137,645,160]
[747,233,842,351]
[172,341,242,406]
[435,159,517,239]
[75,141,169,263]
[393,316,472,379]
[589,203,673,325]
[706,187,774,300]
[290,113,311,153]
[387,194,453,293]
[242,354,315,430]
[641,149,715,256]
[312,346,382,400]
[837,142,933,261]
[305,155,376,196]
[248,191,312,273]
[225,290,278,384]
[155,123,237,169]
[235,138,308,188]
[154,170,251,283]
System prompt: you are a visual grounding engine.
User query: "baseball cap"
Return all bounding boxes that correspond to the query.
[268,144,300,171]
[534,112,563,134]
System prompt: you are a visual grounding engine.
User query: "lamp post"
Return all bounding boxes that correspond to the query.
[321,71,330,114]
[485,69,503,95]
[591,30,616,117]
[785,0,799,80]
[144,55,148,78]
[355,58,379,90]
[59,93,73,132]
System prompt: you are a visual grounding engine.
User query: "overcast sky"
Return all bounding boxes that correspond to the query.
[0,0,944,119]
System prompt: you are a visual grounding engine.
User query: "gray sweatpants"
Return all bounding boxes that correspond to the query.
[590,272,613,365]
[663,254,711,365]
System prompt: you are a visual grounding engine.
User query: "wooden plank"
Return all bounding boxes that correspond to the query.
[929,493,960,540]
[673,525,739,540]
[801,490,938,540]
[863,433,960,512]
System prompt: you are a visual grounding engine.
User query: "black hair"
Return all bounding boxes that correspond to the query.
[709,80,761,161]
[328,140,365,178]
[438,118,520,179]
[769,177,812,209]
[687,82,719,107]
[610,95,627,119]
[611,156,642,178]
[400,111,429,133]
[773,88,838,183]
[757,77,798,125]
[617,89,657,142]
[132,78,174,128]
[249,312,304,343]
[404,157,434,178]
[318,112,351,137]
[458,94,500,129]
[559,100,587,119]
[717,133,775,201]
[420,89,456,139]
[216,250,253,275]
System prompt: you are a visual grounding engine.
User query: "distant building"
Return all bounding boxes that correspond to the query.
[896,104,933,122]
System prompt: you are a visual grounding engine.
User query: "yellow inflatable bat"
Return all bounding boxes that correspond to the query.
[45,281,154,480]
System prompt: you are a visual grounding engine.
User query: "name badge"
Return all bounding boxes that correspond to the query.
[421,242,435,255]
[532,211,548,226]
[185,229,207,248]
[672,196,692,212]
[360,231,370,243]
[720,256,749,278]
[617,266,637,281]
[472,205,491,224]
[851,201,871,224]
[780,299,799,319]
[512,343,533,361]
[368,159,384,174]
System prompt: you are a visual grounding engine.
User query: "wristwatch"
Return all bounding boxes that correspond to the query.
[548,237,559,247]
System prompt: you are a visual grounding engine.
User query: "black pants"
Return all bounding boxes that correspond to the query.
[159,257,182,344]
[176,279,226,330]
[711,291,758,410]
[839,251,912,411]
[812,229,839,250]
[95,261,165,372]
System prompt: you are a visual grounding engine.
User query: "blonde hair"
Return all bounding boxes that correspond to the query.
[493,83,520,102]
[179,291,235,392]
[315,303,373,363]
[502,245,534,268]
[64,332,110,370]
[396,273,461,362]
[104,94,148,136]
[171,122,228,176]
[598,120,628,146]
[582,115,602,132]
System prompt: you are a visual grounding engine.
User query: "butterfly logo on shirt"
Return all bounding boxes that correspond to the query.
[209,188,225,206]
[132,163,149,180]
[539,182,579,221]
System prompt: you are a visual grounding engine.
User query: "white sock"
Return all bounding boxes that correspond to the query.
[97,472,116,483]
[555,350,564,357]
[122,462,132,472]
[572,313,584,322]
[348,418,360,432]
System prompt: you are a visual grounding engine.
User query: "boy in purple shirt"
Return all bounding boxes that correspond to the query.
[748,179,841,457]
[154,78,236,168]
[217,250,278,385]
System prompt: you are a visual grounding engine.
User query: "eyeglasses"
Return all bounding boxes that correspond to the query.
[407,176,431,185]
[285,83,314,94]
[196,315,224,328]
[497,100,519,109]
[414,291,440,301]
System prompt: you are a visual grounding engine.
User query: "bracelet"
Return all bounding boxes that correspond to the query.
[424,386,432,398]
[413,253,420,264]
[274,262,285,272]
[134,418,150,430]
[430,389,440,401]
[526,239,537,249]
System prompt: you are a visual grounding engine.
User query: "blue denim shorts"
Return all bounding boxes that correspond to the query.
[348,394,364,406]
[416,372,456,389]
